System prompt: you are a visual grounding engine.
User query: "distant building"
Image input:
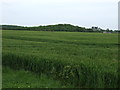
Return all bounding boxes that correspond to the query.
[103,31,112,34]
[92,27,101,31]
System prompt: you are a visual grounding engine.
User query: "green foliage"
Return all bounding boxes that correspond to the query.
[2,30,119,88]
[1,24,113,32]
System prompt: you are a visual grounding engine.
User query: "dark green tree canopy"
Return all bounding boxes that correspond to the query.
[1,24,117,33]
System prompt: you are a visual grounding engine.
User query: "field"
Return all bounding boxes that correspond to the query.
[2,30,119,88]
[3,66,72,88]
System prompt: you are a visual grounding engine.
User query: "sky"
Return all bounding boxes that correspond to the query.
[0,0,119,30]
[118,1,120,30]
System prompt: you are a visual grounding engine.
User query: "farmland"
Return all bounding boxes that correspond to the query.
[2,30,119,88]
[3,66,72,88]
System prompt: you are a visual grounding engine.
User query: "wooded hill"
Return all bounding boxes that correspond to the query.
[1,24,118,32]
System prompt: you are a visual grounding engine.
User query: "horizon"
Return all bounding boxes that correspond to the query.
[0,23,116,30]
[1,23,118,30]
[1,0,119,30]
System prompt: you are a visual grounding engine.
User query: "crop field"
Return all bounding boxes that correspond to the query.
[3,66,72,88]
[2,30,119,88]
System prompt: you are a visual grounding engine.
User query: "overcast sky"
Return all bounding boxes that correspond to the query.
[0,0,119,30]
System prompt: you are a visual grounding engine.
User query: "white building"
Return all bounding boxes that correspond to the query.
[92,27,101,31]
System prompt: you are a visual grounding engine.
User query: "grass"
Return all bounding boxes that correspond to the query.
[2,66,73,88]
[2,30,119,88]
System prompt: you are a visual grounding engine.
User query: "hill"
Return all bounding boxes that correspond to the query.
[1,24,118,32]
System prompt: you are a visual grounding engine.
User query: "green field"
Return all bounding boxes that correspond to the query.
[2,30,119,88]
[3,67,72,88]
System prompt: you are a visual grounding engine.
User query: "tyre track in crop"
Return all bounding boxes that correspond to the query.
[3,36,118,48]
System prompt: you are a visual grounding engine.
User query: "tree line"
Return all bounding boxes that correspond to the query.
[1,24,119,33]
